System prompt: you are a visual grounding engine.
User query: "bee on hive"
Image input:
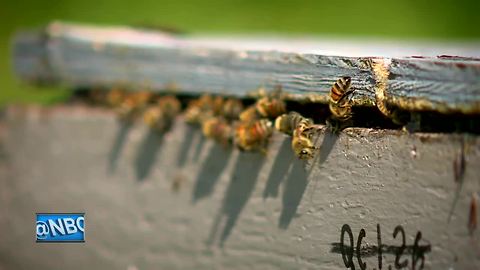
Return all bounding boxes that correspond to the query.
[376,94,408,126]
[117,91,154,121]
[239,86,286,123]
[275,111,317,160]
[255,95,287,119]
[234,119,273,153]
[256,86,287,118]
[212,96,225,116]
[222,98,244,121]
[184,94,215,125]
[328,76,354,121]
[239,105,260,123]
[157,95,181,118]
[105,88,126,107]
[292,129,316,160]
[143,106,165,131]
[275,111,314,136]
[202,117,234,145]
[143,95,181,132]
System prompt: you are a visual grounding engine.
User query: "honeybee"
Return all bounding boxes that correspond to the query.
[106,88,126,107]
[239,105,260,123]
[117,91,153,121]
[275,111,317,160]
[184,94,215,124]
[143,106,166,131]
[157,95,181,118]
[329,76,354,121]
[376,97,408,126]
[143,95,181,131]
[202,117,233,145]
[212,96,225,116]
[239,86,286,122]
[222,98,244,121]
[234,119,273,152]
[255,95,286,119]
[292,129,316,160]
[275,111,314,136]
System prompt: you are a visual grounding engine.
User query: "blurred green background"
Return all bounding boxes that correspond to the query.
[2,0,479,106]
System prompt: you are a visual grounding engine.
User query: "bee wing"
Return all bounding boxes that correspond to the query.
[336,88,355,104]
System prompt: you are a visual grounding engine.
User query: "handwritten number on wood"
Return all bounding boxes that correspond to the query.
[393,225,408,269]
[412,231,425,270]
[377,224,382,270]
[341,224,356,269]
[356,228,367,270]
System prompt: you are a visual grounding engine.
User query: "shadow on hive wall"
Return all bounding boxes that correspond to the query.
[108,121,132,173]
[207,152,264,247]
[192,143,234,203]
[134,129,164,181]
[106,118,339,247]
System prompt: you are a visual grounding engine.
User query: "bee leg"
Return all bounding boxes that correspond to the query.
[326,117,343,134]
[325,116,336,133]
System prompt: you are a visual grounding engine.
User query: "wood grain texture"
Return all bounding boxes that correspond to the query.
[387,58,480,114]
[11,22,480,114]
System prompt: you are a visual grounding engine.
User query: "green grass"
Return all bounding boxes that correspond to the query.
[1,0,479,105]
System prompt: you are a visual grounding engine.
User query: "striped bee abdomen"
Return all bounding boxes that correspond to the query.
[329,76,352,105]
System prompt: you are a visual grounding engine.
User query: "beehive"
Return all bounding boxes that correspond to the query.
[2,22,480,269]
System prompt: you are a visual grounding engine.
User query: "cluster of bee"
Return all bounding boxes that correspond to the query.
[183,89,285,154]
[235,88,286,152]
[273,76,355,159]
[87,76,358,160]
[91,89,182,132]
[184,94,243,146]
[182,77,356,160]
